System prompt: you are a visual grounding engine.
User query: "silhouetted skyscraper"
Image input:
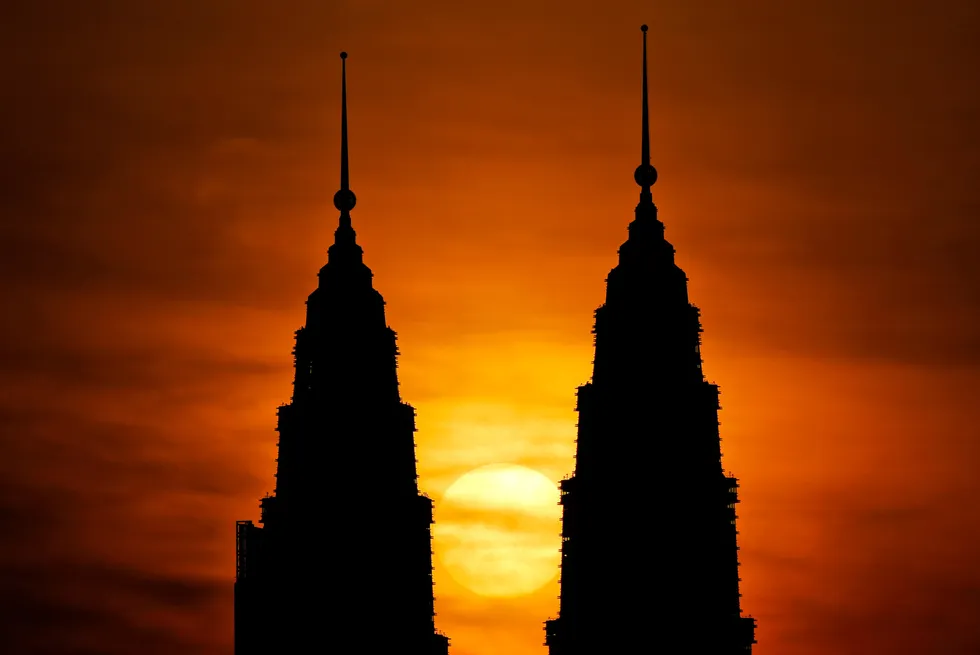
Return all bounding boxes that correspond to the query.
[544,27,757,653]
[234,53,449,655]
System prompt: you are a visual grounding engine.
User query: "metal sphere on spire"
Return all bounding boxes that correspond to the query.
[334,189,357,212]
[634,163,658,187]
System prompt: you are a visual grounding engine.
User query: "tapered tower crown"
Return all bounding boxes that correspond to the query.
[544,25,756,655]
[234,49,450,655]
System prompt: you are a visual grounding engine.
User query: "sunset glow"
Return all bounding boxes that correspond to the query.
[0,2,978,655]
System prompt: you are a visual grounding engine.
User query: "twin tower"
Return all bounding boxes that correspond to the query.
[233,27,757,654]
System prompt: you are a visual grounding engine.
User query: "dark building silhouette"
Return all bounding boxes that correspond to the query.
[234,53,450,655]
[543,27,757,653]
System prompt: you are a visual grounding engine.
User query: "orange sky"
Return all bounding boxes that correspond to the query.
[1,1,978,653]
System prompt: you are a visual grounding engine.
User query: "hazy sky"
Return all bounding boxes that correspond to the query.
[0,1,978,654]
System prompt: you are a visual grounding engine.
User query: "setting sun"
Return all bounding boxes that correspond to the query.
[433,463,562,598]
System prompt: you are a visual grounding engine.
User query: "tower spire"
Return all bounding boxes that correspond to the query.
[543,25,757,655]
[333,51,357,244]
[633,25,658,202]
[235,49,451,655]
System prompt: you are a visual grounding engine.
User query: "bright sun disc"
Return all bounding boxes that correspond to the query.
[433,463,561,598]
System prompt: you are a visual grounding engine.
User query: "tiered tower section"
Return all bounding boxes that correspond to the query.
[234,52,449,655]
[543,26,757,654]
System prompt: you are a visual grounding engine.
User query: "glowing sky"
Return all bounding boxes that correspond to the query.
[0,1,978,654]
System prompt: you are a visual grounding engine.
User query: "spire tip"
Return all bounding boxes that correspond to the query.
[634,23,657,190]
[335,49,356,213]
